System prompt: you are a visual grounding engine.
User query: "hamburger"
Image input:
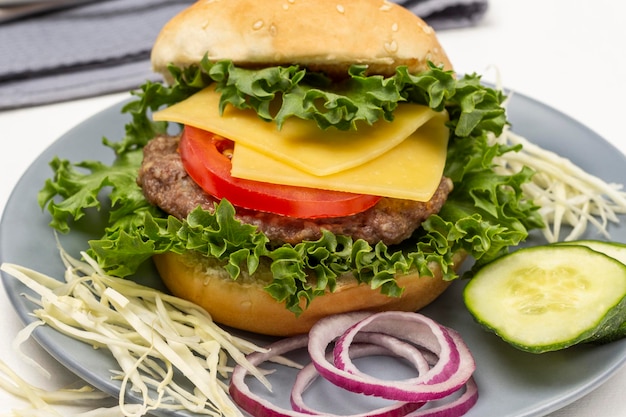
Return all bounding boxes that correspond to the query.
[39,0,542,336]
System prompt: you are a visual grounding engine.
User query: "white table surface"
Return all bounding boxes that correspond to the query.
[1,0,626,415]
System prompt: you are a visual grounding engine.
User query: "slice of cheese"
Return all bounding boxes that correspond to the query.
[231,113,449,201]
[153,87,443,176]
[153,86,450,201]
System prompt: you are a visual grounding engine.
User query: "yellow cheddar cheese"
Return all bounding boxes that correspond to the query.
[154,87,445,174]
[153,86,449,201]
[231,113,448,201]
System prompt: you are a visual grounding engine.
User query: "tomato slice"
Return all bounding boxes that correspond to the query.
[178,126,381,218]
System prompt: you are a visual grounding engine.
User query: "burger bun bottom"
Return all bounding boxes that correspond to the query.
[153,251,466,336]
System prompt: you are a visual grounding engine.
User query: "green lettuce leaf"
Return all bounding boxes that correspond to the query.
[38,60,543,315]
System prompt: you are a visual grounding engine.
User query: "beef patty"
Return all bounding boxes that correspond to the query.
[137,135,453,246]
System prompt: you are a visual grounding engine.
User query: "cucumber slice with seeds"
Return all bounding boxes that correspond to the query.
[464,245,626,353]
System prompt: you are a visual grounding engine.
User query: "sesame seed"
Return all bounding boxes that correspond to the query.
[380,1,392,11]
[392,22,398,32]
[384,40,398,53]
[269,23,277,36]
[336,4,345,13]
[252,20,264,30]
[283,3,289,10]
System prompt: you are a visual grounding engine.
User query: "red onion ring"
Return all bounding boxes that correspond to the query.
[350,332,433,376]
[291,349,478,417]
[229,334,310,417]
[291,341,429,416]
[404,377,478,417]
[309,311,475,402]
[228,312,478,417]
[229,334,423,417]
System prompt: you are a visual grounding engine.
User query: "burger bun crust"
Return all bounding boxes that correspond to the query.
[153,250,466,336]
[151,0,452,79]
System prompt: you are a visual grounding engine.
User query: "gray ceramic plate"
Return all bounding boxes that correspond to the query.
[2,89,626,417]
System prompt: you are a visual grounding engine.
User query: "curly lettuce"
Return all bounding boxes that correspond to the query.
[39,60,543,315]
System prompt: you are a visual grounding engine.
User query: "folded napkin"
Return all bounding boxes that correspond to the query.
[396,0,488,29]
[0,0,487,110]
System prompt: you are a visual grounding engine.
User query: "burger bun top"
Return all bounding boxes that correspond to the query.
[151,0,452,80]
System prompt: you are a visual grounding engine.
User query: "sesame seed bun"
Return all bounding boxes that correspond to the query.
[150,0,452,80]
[153,250,467,336]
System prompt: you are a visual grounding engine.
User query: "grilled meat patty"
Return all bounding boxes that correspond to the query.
[137,135,453,246]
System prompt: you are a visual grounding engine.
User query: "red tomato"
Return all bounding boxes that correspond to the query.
[178,126,381,218]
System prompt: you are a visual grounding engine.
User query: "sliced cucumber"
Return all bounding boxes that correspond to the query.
[555,240,626,343]
[464,245,626,353]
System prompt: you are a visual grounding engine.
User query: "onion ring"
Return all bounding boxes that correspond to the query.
[291,343,426,417]
[228,312,478,417]
[309,311,475,402]
[229,334,309,417]
[229,334,424,417]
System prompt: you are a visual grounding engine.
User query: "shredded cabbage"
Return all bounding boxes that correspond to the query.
[494,126,626,242]
[477,69,626,242]
[0,354,120,416]
[0,247,272,417]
